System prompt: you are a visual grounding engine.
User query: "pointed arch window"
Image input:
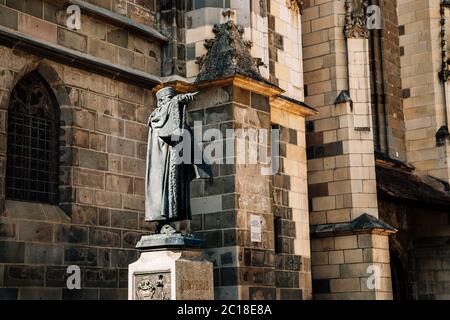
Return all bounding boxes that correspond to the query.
[6,72,60,204]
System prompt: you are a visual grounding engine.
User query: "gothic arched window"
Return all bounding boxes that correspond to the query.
[6,72,60,204]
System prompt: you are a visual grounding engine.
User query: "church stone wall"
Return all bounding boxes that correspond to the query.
[186,82,312,300]
[398,0,450,181]
[0,0,161,300]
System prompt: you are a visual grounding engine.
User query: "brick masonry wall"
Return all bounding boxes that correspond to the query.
[267,0,304,100]
[408,207,450,300]
[188,85,277,300]
[0,49,157,299]
[398,0,450,180]
[271,106,312,300]
[0,1,161,76]
[369,0,406,161]
[0,0,161,300]
[187,84,312,300]
[312,233,392,300]
[302,0,393,300]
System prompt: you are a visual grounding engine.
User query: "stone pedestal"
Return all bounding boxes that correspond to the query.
[128,249,214,300]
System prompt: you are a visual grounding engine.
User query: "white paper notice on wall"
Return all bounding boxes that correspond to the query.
[250,215,262,243]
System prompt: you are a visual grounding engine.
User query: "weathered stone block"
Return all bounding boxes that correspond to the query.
[76,188,93,205]
[223,229,236,247]
[18,222,53,243]
[98,208,111,226]
[125,122,148,141]
[0,241,24,263]
[205,104,232,124]
[89,227,121,247]
[0,5,18,30]
[106,174,134,194]
[0,222,16,239]
[73,168,105,190]
[203,212,222,230]
[251,92,270,113]
[71,204,98,225]
[54,224,88,244]
[57,27,87,52]
[64,247,97,266]
[90,133,107,152]
[122,195,144,211]
[72,129,90,148]
[85,268,118,288]
[5,201,46,220]
[108,136,136,157]
[78,149,108,171]
[45,266,69,287]
[122,157,146,176]
[25,243,63,265]
[88,38,119,64]
[249,287,275,300]
[7,0,43,18]
[113,101,137,121]
[4,265,45,287]
[111,210,139,229]
[107,28,129,48]
[96,115,124,136]
[134,178,145,196]
[279,288,303,300]
[233,87,250,106]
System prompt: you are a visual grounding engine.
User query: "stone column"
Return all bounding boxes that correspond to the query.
[303,0,395,300]
[187,76,282,300]
[177,75,315,300]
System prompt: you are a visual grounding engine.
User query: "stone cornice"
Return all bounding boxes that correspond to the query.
[65,0,168,42]
[0,26,161,88]
[154,75,317,118]
[271,95,318,117]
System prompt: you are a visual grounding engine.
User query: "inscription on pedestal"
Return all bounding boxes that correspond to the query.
[134,272,171,300]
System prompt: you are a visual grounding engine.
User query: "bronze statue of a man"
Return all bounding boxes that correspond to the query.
[145,87,211,225]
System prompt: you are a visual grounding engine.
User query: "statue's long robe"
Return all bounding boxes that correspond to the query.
[145,97,211,222]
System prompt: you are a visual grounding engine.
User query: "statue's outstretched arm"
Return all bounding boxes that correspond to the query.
[176,92,199,103]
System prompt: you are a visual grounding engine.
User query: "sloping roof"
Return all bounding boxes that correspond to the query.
[310,213,397,237]
[376,165,450,209]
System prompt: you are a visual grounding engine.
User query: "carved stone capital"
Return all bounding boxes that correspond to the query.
[288,0,304,15]
[344,0,369,39]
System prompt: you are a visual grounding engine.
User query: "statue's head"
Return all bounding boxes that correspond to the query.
[156,87,176,104]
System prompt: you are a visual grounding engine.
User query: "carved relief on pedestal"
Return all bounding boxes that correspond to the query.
[134,272,171,300]
[344,0,369,39]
